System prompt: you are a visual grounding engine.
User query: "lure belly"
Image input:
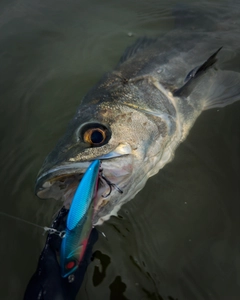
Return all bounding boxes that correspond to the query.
[60,160,100,278]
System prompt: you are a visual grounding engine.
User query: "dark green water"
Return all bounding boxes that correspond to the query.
[0,0,240,299]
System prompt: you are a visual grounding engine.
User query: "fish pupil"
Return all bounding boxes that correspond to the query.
[91,130,103,144]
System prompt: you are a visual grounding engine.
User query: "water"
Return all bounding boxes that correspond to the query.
[0,0,240,299]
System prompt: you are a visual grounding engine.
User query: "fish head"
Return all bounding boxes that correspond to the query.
[35,79,170,225]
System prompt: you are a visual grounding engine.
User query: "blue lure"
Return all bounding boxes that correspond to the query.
[60,160,100,278]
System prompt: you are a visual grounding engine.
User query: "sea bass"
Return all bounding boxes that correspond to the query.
[35,31,240,226]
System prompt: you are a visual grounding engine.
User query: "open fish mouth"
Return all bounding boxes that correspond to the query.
[35,144,134,224]
[35,162,108,209]
[36,158,133,221]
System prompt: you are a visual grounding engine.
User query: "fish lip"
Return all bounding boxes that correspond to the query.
[35,162,91,198]
[36,162,89,186]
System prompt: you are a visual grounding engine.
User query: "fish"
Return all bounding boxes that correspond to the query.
[60,159,100,278]
[35,31,240,227]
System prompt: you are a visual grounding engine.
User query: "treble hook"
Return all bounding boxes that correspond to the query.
[99,170,123,198]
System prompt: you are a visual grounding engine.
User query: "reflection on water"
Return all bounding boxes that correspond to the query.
[92,250,111,287]
[0,0,240,299]
[109,276,128,300]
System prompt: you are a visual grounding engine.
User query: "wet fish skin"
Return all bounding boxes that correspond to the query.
[35,31,240,225]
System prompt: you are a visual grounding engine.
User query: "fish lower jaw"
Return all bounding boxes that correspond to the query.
[93,202,122,226]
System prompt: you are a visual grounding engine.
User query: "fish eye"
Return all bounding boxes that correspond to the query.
[84,128,106,145]
[80,123,111,147]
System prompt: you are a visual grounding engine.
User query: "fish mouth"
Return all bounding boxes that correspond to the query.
[36,162,93,207]
[36,161,118,211]
[35,144,133,221]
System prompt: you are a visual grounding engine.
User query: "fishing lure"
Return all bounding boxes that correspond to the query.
[60,159,100,278]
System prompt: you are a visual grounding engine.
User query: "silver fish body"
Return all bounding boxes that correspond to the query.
[35,30,240,225]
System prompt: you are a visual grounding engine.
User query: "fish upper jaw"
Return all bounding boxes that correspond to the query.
[35,162,90,201]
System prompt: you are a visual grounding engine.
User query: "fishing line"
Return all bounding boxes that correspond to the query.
[0,211,65,237]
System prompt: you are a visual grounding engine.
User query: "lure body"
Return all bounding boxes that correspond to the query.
[60,160,100,278]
